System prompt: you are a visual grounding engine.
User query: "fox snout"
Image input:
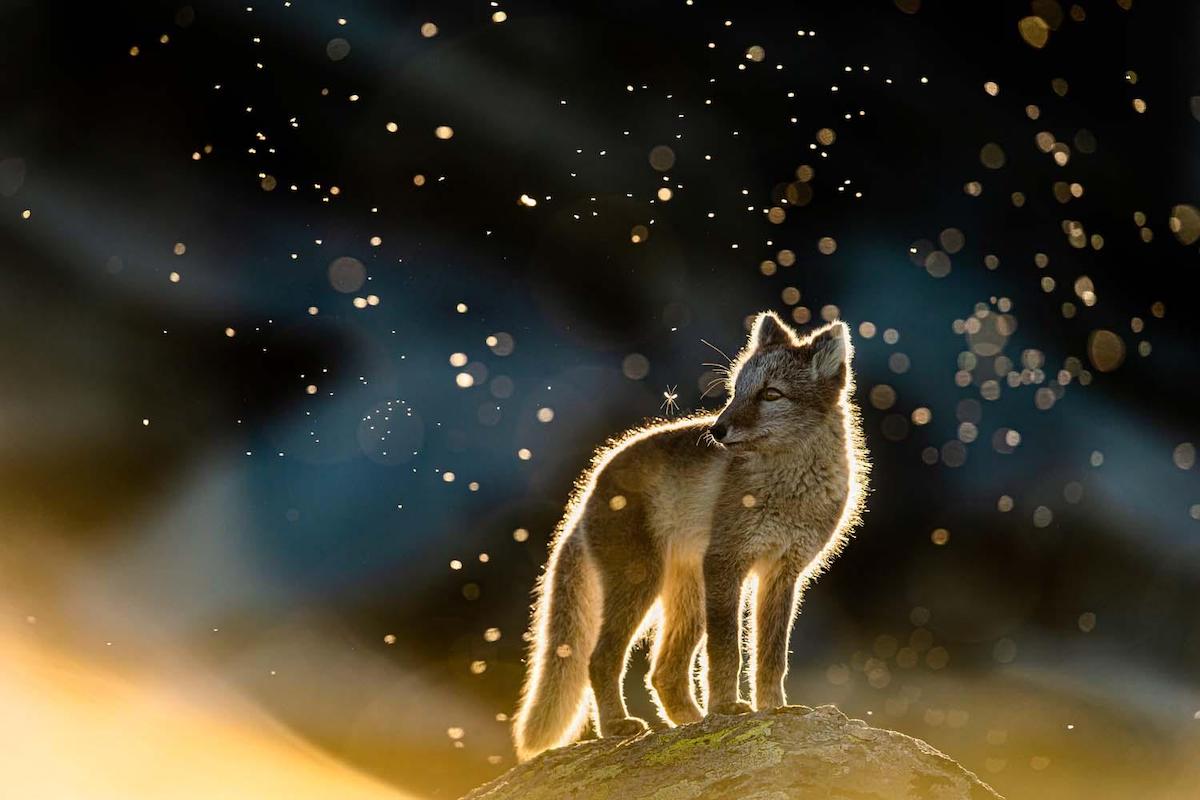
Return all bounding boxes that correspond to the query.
[709,408,753,444]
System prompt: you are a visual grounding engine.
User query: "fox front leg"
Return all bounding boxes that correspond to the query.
[752,552,805,710]
[702,548,753,716]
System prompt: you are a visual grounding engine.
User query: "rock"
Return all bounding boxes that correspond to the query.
[463,705,1003,800]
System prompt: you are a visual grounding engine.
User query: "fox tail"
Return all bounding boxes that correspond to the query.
[512,532,601,762]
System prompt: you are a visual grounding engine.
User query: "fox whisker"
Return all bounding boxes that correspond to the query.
[699,338,733,367]
[699,378,725,400]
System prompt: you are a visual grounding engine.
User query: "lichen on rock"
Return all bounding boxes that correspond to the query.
[463,705,1003,800]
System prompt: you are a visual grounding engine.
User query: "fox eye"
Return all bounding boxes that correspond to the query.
[760,387,784,401]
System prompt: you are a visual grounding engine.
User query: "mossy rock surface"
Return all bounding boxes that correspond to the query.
[463,705,1003,800]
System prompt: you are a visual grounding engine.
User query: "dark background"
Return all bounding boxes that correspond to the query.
[1,1,1198,798]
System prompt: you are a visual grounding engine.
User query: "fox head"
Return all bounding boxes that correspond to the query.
[709,311,851,448]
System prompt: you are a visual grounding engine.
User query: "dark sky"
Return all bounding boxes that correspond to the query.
[2,1,1199,798]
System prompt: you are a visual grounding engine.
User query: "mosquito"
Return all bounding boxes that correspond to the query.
[661,384,680,416]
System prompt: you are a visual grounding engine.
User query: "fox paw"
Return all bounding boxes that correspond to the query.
[603,716,650,737]
[665,705,704,726]
[755,693,785,710]
[710,700,753,716]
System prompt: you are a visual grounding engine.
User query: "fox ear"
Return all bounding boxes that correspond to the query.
[750,311,799,350]
[805,321,849,380]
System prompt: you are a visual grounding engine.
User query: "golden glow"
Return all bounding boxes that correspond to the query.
[0,632,413,800]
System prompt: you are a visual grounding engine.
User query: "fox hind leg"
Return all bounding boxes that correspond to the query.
[585,507,662,738]
[589,574,660,736]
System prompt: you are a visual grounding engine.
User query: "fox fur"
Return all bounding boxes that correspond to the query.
[512,311,869,761]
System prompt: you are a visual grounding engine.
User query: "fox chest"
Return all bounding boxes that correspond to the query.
[729,466,848,557]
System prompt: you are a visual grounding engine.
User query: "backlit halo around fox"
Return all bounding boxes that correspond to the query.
[513,311,869,761]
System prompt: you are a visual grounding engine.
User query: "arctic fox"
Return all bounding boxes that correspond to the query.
[513,311,868,761]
